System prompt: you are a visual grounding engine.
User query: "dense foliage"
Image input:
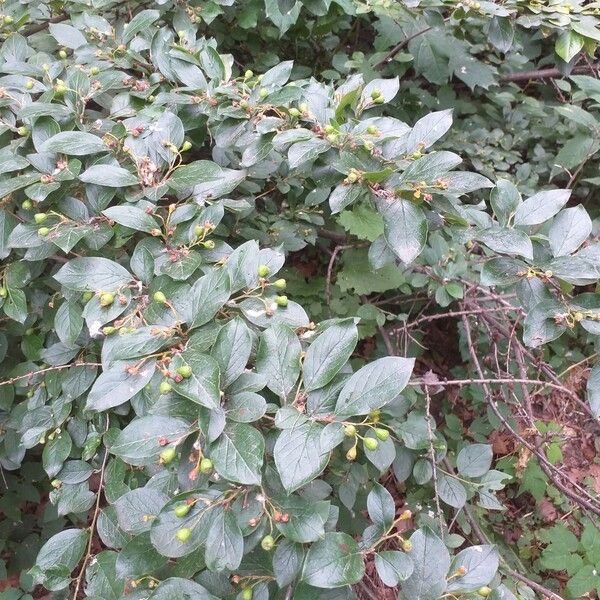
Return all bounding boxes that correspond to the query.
[1,1,600,599]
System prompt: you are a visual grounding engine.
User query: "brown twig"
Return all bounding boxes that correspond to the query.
[0,362,101,387]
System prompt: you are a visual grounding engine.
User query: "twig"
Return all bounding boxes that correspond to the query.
[20,14,67,36]
[325,244,356,318]
[425,385,445,539]
[374,26,434,70]
[71,417,110,599]
[0,362,101,387]
[501,62,600,82]
[398,305,520,331]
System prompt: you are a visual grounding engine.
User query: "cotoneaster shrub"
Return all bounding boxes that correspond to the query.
[1,2,600,600]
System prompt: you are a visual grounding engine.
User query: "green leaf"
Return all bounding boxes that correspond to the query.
[375,550,414,586]
[406,109,453,153]
[457,444,493,477]
[54,257,132,291]
[513,189,570,226]
[41,131,107,155]
[488,16,514,53]
[401,528,450,600]
[367,483,395,530]
[437,474,467,509]
[54,301,83,347]
[114,488,169,535]
[376,198,427,264]
[210,317,252,388]
[586,365,600,419]
[49,23,87,48]
[170,353,220,409]
[447,545,499,592]
[338,204,384,241]
[103,206,159,233]
[80,165,139,187]
[302,532,365,589]
[273,540,304,587]
[184,269,231,329]
[111,416,191,466]
[476,227,533,260]
[274,420,329,493]
[334,356,414,416]
[210,422,264,484]
[34,529,88,588]
[490,179,521,226]
[205,509,243,571]
[303,320,358,391]
[86,359,156,411]
[255,323,301,399]
[548,206,592,257]
[42,431,72,478]
[275,496,330,543]
[288,139,329,168]
[555,30,584,62]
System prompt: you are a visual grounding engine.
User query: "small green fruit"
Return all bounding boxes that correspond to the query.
[0,287,7,298]
[34,212,47,224]
[346,171,358,183]
[478,587,492,597]
[367,125,378,135]
[363,141,374,151]
[174,503,191,518]
[38,227,50,237]
[274,278,286,290]
[289,108,300,117]
[242,588,253,600]
[22,199,33,210]
[59,49,67,59]
[181,140,192,152]
[89,66,99,76]
[244,69,254,79]
[25,80,34,90]
[160,447,177,464]
[176,365,193,378]
[299,102,308,112]
[402,540,412,552]
[175,527,192,542]
[259,88,268,98]
[99,292,114,307]
[326,133,338,144]
[17,126,29,136]
[346,446,357,461]
[153,291,167,304]
[364,437,379,451]
[261,534,275,551]
[194,224,205,237]
[82,291,94,302]
[199,458,213,474]
[3,15,13,24]
[275,295,288,307]
[370,88,382,99]
[324,124,335,134]
[373,96,385,104]
[203,240,215,249]
[159,380,172,395]
[103,326,116,335]
[344,424,357,437]
[375,427,389,441]
[257,264,270,277]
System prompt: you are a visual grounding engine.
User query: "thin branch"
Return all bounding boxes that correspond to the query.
[0,362,101,387]
[374,26,433,70]
[20,14,67,36]
[501,62,600,82]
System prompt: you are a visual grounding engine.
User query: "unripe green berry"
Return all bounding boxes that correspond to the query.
[176,365,192,378]
[89,66,99,76]
[160,447,177,464]
[175,527,192,542]
[363,141,374,151]
[3,15,13,24]
[367,125,378,135]
[275,295,288,307]
[181,140,192,152]
[59,49,67,59]
[259,88,268,98]
[203,240,215,249]
[289,108,300,117]
[346,171,358,183]
[34,212,47,224]
[103,326,116,335]
[402,540,412,552]
[373,96,385,104]
[17,126,29,136]
[153,291,167,304]
[194,224,205,237]
[346,446,357,461]
[324,124,335,134]
[274,278,286,290]
[344,424,357,437]
[242,588,253,600]
[38,227,50,237]
[174,503,191,518]
[51,478,61,488]
[375,427,389,441]
[261,534,275,551]
[82,291,94,302]
[478,587,492,597]
[22,199,33,210]
[159,380,172,395]
[258,264,270,277]
[326,133,338,144]
[0,287,6,298]
[99,292,114,307]
[177,30,186,39]
[299,102,308,112]
[25,80,34,90]
[244,69,254,79]
[370,88,382,99]
[199,457,213,474]
[364,437,379,451]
